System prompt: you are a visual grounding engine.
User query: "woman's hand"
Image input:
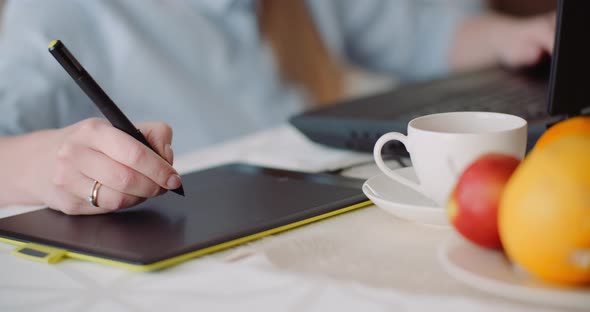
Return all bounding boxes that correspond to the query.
[451,12,556,71]
[490,13,556,68]
[31,118,181,215]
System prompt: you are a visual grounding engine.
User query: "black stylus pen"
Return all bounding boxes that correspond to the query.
[48,39,185,197]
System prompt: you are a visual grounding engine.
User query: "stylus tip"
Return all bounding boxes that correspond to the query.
[172,185,185,197]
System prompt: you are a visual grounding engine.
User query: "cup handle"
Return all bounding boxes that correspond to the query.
[373,133,423,193]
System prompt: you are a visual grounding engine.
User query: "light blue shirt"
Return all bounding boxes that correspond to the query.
[0,0,478,154]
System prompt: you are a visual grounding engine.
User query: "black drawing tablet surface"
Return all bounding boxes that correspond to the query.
[0,163,370,271]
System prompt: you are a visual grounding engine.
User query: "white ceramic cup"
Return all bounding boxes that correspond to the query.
[373,112,527,207]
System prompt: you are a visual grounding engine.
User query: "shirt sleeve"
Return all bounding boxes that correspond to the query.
[335,0,483,80]
[0,0,105,136]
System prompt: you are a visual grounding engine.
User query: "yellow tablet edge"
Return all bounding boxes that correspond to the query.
[0,200,372,272]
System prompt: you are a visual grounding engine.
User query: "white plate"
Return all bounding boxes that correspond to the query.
[362,167,448,226]
[438,239,590,310]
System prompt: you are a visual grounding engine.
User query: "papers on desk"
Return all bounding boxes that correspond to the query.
[175,125,373,174]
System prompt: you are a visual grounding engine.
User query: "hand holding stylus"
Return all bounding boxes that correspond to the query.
[41,39,184,215]
[34,119,179,215]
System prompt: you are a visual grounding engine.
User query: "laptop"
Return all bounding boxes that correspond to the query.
[290,0,589,155]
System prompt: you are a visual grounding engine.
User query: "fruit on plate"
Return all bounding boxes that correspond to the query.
[534,116,590,151]
[447,153,521,250]
[500,135,590,285]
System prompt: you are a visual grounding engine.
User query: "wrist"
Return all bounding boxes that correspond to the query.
[484,13,519,66]
[451,12,514,71]
[1,129,60,206]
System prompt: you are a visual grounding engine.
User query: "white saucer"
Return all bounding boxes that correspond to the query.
[362,167,448,226]
[438,239,590,310]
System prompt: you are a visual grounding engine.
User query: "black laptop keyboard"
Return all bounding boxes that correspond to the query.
[393,71,549,122]
[290,67,553,154]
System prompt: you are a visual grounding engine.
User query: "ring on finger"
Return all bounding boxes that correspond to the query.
[88,180,102,208]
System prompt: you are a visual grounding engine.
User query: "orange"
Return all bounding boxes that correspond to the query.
[499,136,590,285]
[534,116,590,150]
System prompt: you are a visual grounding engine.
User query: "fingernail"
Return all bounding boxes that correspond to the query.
[166,174,182,189]
[164,144,174,164]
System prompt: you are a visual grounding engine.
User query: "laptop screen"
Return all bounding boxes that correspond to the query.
[548,0,590,116]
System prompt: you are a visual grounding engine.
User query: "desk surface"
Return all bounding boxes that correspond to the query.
[0,126,584,312]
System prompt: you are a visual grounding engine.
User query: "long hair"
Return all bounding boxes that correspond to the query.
[258,0,345,106]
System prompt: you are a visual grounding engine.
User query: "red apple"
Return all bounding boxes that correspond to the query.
[447,153,520,250]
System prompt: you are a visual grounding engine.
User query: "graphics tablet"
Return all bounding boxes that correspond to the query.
[0,163,371,271]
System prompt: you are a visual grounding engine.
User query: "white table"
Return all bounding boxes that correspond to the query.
[0,126,583,312]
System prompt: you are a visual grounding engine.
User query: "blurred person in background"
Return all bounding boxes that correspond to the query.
[0,0,555,214]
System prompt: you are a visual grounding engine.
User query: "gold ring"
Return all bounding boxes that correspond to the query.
[88,180,102,208]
